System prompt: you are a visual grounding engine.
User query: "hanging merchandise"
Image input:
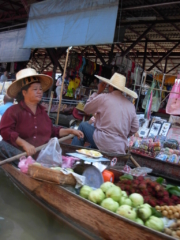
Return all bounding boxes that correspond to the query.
[166,79,180,115]
[134,66,143,86]
[144,90,153,120]
[115,54,128,73]
[83,60,93,75]
[69,53,79,69]
[75,55,82,71]
[125,59,132,74]
[142,80,161,113]
[79,57,86,73]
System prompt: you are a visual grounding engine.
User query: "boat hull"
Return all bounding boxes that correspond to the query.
[1,163,174,240]
[131,151,180,182]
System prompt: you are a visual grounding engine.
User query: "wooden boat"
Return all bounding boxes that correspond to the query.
[0,144,174,240]
[130,150,180,183]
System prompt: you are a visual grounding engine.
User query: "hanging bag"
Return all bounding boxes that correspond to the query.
[142,80,161,112]
[166,80,180,115]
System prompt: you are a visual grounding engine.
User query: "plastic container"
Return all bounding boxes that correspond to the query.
[102,170,114,183]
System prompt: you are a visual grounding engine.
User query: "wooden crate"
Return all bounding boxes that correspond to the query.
[28,164,76,186]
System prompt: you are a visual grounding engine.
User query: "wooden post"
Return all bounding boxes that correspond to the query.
[56,46,72,125]
[47,91,54,116]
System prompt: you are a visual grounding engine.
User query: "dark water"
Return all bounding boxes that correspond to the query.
[0,168,86,240]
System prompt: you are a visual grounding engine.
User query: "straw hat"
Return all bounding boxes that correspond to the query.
[7,68,53,98]
[76,102,85,112]
[95,73,138,99]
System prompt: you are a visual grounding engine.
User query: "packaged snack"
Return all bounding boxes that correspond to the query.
[156,153,168,161]
[172,149,180,156]
[167,154,179,164]
[139,144,148,151]
[163,147,174,155]
[133,139,141,148]
[163,139,179,149]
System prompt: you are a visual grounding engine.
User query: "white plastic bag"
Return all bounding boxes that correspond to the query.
[37,138,62,168]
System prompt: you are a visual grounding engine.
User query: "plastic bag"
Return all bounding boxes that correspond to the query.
[122,165,152,176]
[18,156,35,173]
[166,81,180,115]
[62,156,79,168]
[36,138,62,168]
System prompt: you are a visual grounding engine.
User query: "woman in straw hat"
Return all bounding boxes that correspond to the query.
[72,73,139,154]
[0,68,83,160]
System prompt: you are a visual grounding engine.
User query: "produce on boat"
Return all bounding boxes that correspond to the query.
[116,176,180,206]
[78,181,166,232]
[164,220,180,238]
[2,163,174,240]
[2,140,180,239]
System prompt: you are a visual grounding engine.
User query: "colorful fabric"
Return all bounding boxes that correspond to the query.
[66,80,76,97]
[74,78,80,89]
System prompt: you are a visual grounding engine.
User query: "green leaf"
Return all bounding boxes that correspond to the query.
[156,177,164,185]
[120,174,133,181]
[151,207,163,218]
[165,184,175,190]
[168,189,180,197]
[165,185,180,196]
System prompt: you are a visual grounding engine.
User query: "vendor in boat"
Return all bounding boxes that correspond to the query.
[0,68,83,160]
[72,73,139,154]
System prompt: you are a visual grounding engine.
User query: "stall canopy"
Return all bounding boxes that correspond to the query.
[23,0,119,48]
[0,28,31,63]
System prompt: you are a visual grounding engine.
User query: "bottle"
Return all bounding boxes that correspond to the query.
[102,170,114,183]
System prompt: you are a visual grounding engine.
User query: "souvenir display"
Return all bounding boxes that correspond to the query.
[148,122,162,137]
[138,127,149,138]
[130,112,180,167]
[159,122,171,137]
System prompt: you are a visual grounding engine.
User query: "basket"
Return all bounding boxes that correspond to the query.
[28,164,76,186]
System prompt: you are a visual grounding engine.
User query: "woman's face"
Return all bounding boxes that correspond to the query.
[22,83,43,103]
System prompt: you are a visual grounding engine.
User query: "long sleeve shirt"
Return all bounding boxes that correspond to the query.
[84,91,139,154]
[0,101,62,149]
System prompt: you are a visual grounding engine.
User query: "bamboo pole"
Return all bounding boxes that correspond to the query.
[47,91,54,116]
[0,134,74,166]
[56,46,72,125]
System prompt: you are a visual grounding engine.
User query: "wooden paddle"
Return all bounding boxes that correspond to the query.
[0,134,74,166]
[130,155,141,168]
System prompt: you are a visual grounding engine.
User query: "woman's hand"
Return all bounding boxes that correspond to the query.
[71,129,84,139]
[22,142,36,156]
[59,128,84,139]
[16,137,36,156]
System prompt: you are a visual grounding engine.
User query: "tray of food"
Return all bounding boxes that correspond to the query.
[76,149,103,158]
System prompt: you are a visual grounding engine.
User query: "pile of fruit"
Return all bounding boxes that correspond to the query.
[156,205,180,219]
[164,220,180,239]
[116,176,180,206]
[79,182,164,232]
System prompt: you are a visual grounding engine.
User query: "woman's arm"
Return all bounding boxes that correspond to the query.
[16,137,36,156]
[59,128,84,139]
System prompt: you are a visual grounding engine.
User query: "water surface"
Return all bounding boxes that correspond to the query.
[0,168,86,240]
